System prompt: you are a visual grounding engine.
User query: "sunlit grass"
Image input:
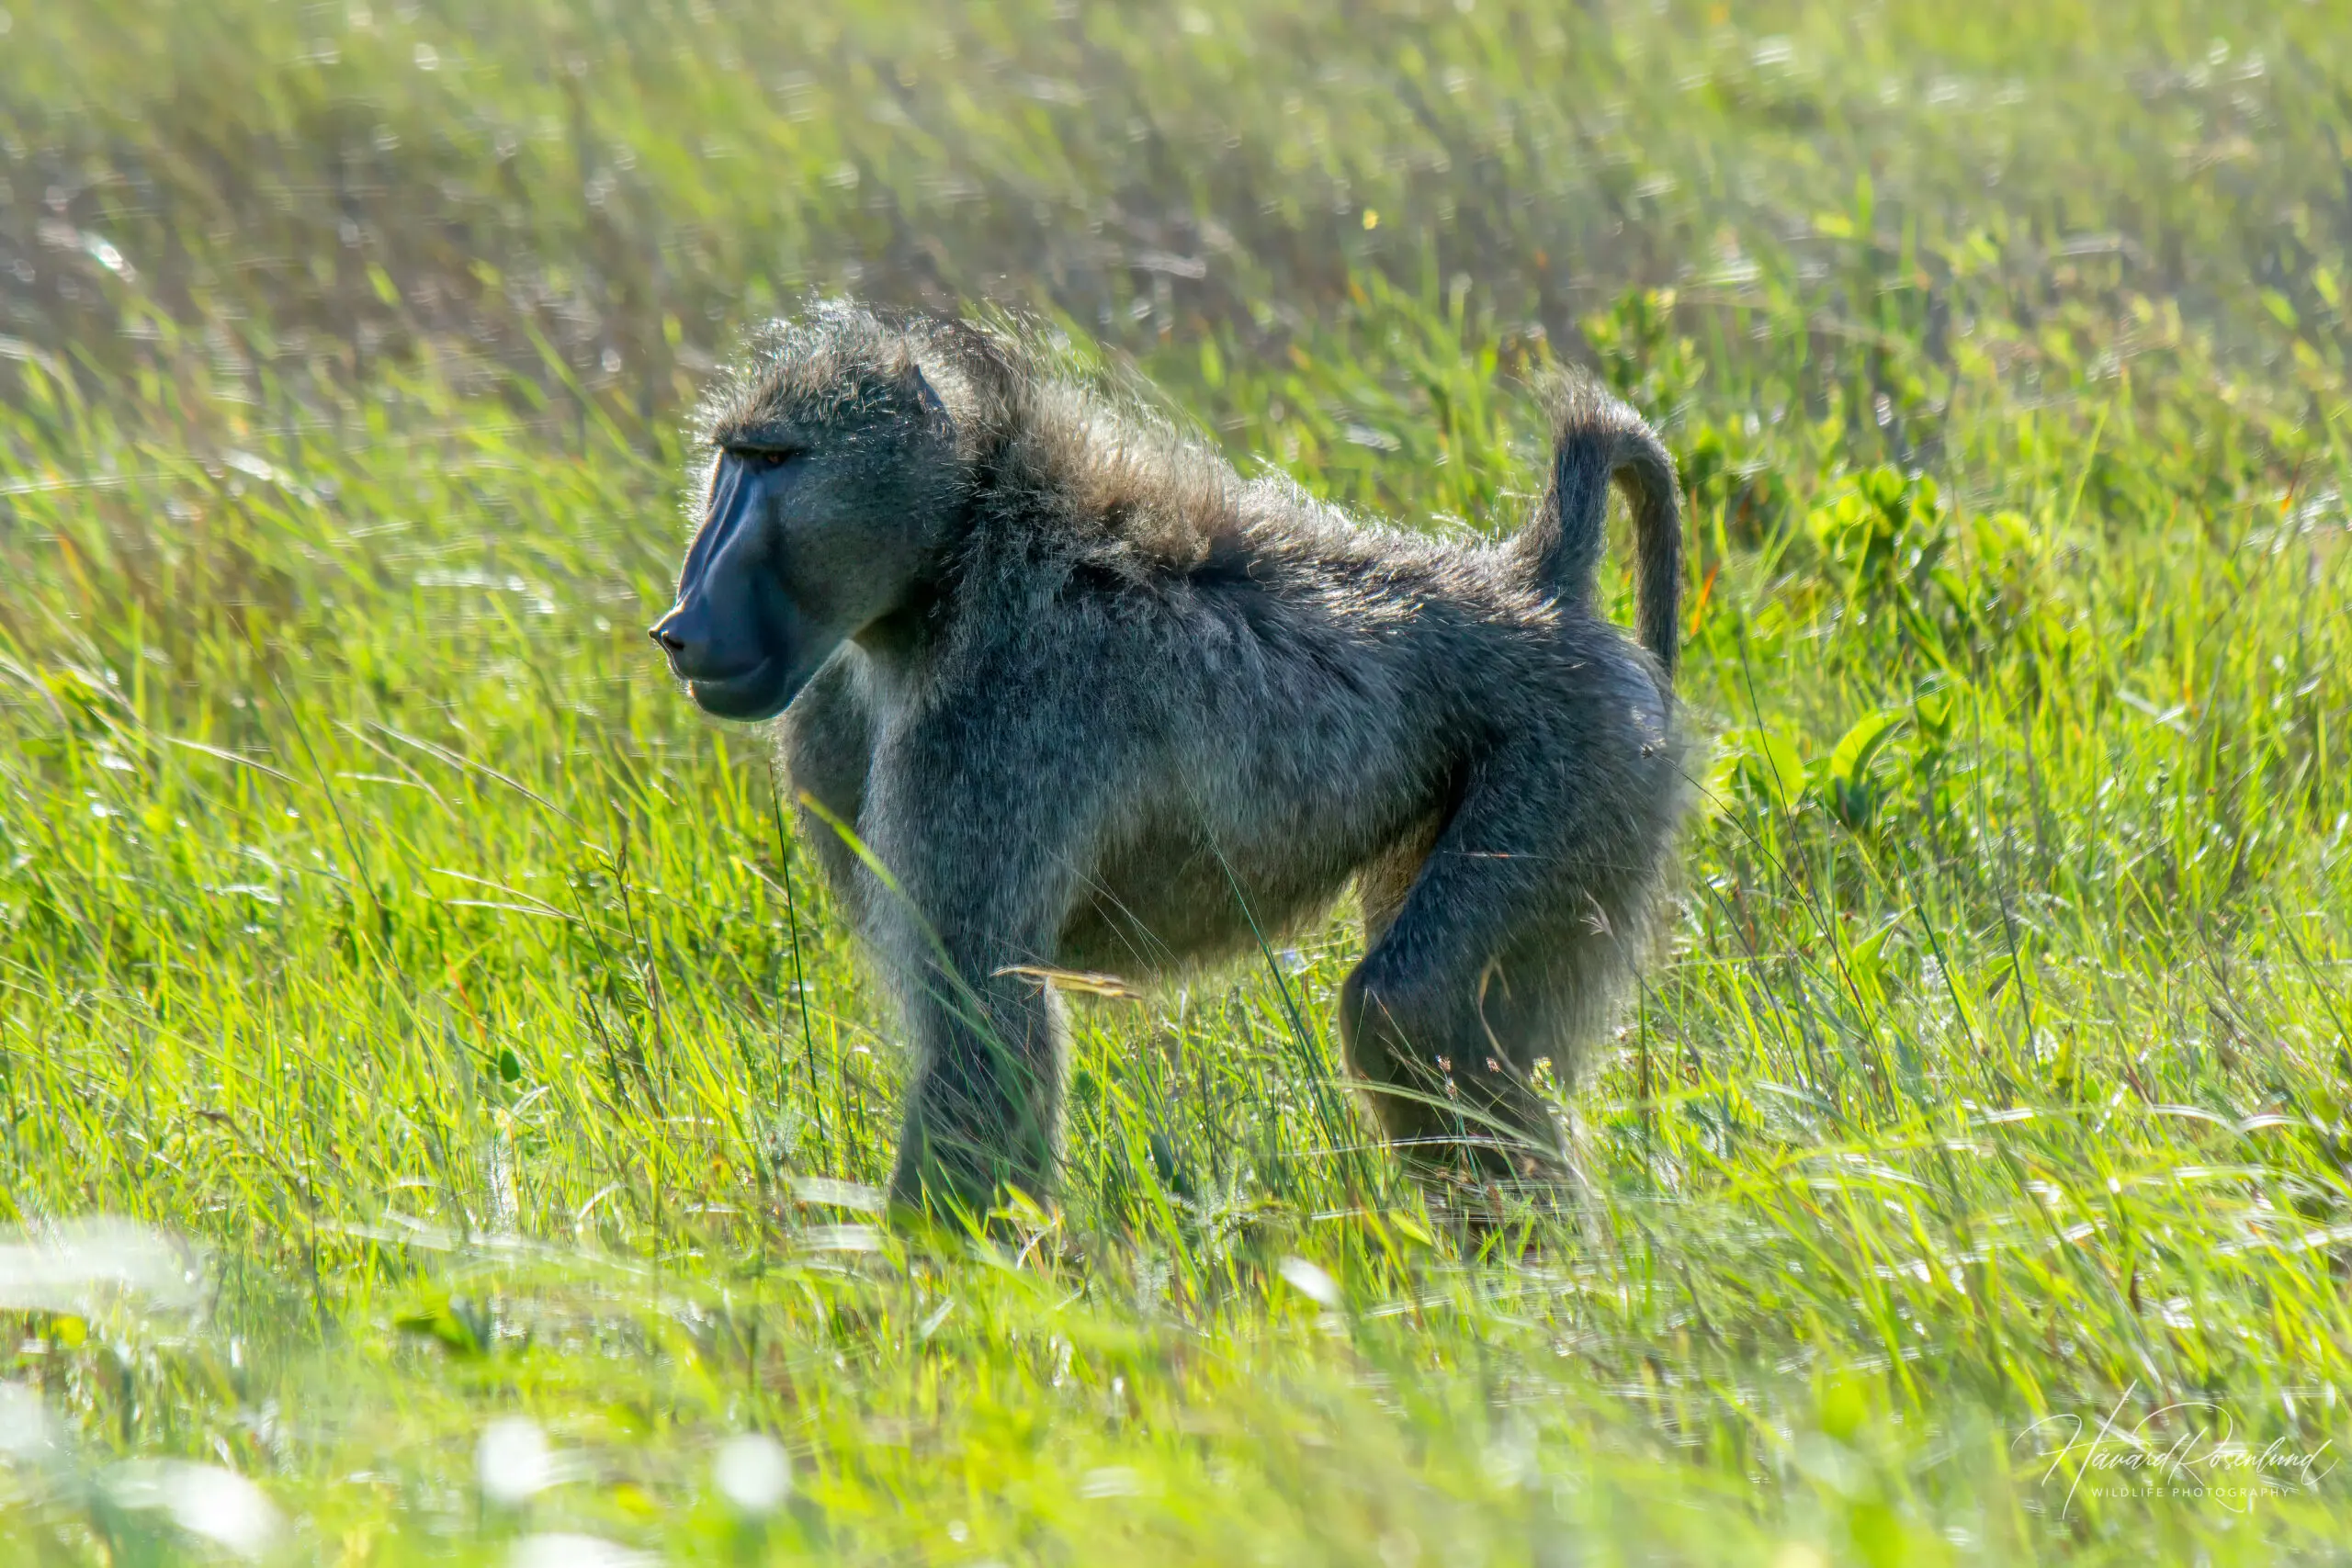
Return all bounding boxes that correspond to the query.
[5,1,2352,1563]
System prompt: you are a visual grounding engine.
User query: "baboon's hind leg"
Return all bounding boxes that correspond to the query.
[1339,743,1661,1183]
[1355,815,1441,949]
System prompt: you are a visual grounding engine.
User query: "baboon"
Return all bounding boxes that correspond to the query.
[650,301,1688,1216]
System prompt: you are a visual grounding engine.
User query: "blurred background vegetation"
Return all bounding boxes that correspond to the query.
[7,0,2345,460]
[3,1,2351,1564]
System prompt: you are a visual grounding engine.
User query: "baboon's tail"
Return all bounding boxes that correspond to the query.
[1514,382,1683,684]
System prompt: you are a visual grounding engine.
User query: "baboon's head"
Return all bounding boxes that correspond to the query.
[651,305,978,721]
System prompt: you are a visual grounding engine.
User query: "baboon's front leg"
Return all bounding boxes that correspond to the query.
[778,649,874,920]
[886,939,1069,1217]
[866,749,1086,1218]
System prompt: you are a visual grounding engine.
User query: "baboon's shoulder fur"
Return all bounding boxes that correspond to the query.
[697,300,1452,582]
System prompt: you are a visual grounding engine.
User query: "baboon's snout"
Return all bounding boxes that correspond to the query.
[649,600,719,680]
[650,596,784,721]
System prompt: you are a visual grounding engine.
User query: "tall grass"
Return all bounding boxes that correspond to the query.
[3,1,2351,1563]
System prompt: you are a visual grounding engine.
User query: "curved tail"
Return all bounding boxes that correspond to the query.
[1513,381,1683,684]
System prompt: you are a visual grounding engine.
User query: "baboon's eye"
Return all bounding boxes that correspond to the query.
[729,447,798,472]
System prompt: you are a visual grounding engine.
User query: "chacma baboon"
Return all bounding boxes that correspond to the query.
[651,301,1688,1215]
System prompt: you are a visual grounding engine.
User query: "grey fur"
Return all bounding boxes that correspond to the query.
[652,300,1690,1213]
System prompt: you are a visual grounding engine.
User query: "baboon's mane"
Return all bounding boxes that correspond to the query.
[699,300,1245,562]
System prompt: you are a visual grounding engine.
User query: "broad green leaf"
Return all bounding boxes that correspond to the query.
[1828,708,1906,792]
[1727,727,1809,808]
[1826,708,1906,828]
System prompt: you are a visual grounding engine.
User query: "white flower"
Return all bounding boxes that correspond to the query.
[0,1382,63,1464]
[0,1219,201,1314]
[712,1432,792,1516]
[106,1461,283,1561]
[478,1417,561,1506]
[508,1533,658,1568]
[1278,1256,1341,1309]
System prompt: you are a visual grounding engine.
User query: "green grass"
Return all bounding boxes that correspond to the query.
[4,0,2352,1562]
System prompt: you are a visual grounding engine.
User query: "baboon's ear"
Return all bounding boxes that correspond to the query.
[909,362,952,425]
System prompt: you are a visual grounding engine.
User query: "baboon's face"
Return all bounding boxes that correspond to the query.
[651,355,963,721]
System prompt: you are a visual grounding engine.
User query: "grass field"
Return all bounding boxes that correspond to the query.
[5,0,2352,1562]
